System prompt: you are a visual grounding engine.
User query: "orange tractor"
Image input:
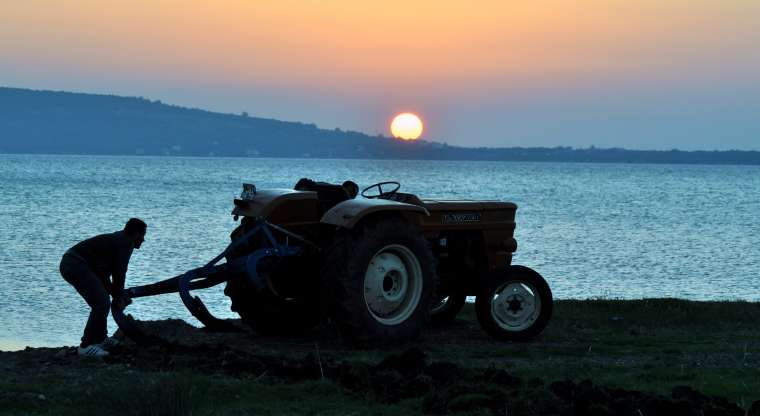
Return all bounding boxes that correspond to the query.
[114,179,553,345]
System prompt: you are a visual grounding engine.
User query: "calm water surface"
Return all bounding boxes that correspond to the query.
[1,154,759,349]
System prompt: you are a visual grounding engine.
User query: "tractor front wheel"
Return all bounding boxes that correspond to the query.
[475,265,552,341]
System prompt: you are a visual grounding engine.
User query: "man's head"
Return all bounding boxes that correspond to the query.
[124,218,147,249]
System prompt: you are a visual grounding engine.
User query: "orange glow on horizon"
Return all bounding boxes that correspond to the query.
[3,0,756,94]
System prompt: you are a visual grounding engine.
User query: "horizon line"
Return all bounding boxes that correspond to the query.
[2,85,759,153]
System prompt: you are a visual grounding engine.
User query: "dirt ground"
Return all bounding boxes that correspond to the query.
[2,300,760,415]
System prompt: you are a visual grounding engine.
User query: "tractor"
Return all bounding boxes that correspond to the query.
[113,179,553,345]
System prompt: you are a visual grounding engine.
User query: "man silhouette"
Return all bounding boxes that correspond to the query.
[59,218,146,357]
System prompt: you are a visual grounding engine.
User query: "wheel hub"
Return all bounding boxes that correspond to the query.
[491,282,540,332]
[506,296,524,313]
[363,245,423,325]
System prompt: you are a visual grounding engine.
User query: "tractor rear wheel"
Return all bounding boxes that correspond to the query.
[223,223,320,336]
[322,217,435,346]
[475,265,552,341]
[224,278,320,336]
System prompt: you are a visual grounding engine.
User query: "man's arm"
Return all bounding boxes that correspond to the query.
[111,237,133,298]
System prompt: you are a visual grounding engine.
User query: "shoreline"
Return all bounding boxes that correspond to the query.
[0,341,33,353]
[5,297,760,352]
[5,152,760,168]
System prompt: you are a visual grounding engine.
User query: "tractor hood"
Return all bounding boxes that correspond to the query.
[232,189,318,219]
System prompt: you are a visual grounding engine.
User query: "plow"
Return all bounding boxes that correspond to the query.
[112,179,554,346]
[112,217,307,344]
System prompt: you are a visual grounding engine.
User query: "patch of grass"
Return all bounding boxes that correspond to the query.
[105,372,205,416]
[0,372,422,416]
[426,300,760,406]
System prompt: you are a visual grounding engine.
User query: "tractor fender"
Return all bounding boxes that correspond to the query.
[321,198,429,229]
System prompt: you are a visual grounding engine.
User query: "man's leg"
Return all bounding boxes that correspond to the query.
[60,256,111,347]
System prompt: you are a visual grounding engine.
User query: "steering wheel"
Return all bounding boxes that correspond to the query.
[361,181,401,199]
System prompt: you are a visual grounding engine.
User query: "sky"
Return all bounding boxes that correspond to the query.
[1,0,759,150]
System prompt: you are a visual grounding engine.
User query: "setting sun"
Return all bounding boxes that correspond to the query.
[390,113,423,140]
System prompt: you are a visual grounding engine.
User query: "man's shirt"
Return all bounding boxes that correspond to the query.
[69,231,133,296]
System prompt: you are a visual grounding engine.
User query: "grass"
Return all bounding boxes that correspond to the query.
[1,298,759,415]
[0,372,421,416]
[509,300,760,401]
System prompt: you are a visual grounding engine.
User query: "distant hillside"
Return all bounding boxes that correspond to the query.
[2,87,759,165]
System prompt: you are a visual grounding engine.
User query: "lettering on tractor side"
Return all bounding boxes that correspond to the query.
[442,212,482,224]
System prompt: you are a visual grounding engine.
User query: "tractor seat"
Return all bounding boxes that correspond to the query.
[294,178,350,215]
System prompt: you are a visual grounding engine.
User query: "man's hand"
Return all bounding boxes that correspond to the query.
[113,295,132,311]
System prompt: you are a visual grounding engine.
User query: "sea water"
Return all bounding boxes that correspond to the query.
[1,154,759,349]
